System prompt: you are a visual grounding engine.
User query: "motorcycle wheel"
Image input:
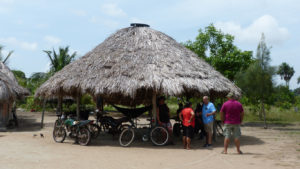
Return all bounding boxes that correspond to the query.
[53,126,66,143]
[89,124,100,138]
[77,127,91,146]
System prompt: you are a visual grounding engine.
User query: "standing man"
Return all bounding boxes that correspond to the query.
[220,92,244,154]
[157,96,173,143]
[202,96,216,147]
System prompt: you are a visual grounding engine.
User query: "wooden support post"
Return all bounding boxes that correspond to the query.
[41,99,46,128]
[56,95,62,116]
[96,96,103,112]
[152,92,157,124]
[76,93,81,120]
[58,95,62,115]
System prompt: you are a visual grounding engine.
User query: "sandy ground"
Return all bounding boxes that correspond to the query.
[0,110,300,169]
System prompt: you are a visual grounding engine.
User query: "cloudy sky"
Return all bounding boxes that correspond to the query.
[0,0,299,89]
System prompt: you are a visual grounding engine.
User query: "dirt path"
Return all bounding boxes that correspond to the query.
[0,111,299,169]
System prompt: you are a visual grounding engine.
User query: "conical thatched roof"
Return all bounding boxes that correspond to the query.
[36,24,241,106]
[0,72,16,102]
[0,62,30,100]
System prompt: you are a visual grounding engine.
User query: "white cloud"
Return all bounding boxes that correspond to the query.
[215,15,290,45]
[101,3,126,17]
[44,35,61,45]
[0,37,37,51]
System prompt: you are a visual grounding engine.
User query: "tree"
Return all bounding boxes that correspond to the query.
[12,70,27,87]
[44,46,76,74]
[297,76,300,85]
[0,45,13,65]
[236,34,275,128]
[294,87,300,96]
[277,62,295,87]
[184,24,253,81]
[27,72,50,93]
[271,85,295,109]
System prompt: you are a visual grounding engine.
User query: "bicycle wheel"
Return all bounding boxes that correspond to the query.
[216,121,224,137]
[53,126,66,143]
[119,128,135,147]
[150,126,169,146]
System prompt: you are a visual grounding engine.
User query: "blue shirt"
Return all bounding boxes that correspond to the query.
[202,102,216,124]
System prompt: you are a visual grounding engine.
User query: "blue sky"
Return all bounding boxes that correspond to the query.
[1,0,299,89]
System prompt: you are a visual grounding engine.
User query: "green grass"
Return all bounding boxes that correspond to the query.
[243,106,300,123]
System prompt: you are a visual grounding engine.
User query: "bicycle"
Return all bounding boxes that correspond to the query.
[214,120,224,137]
[119,117,169,147]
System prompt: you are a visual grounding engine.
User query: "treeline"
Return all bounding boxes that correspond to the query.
[184,24,300,125]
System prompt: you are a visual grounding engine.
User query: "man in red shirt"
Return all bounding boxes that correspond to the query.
[220,92,244,154]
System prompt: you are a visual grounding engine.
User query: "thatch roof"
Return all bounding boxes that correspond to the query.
[0,62,30,100]
[35,24,241,106]
[0,72,16,102]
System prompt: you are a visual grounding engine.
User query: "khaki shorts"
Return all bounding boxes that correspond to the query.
[223,124,241,139]
[204,122,213,134]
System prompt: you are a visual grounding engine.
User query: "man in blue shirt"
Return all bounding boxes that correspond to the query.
[202,96,216,147]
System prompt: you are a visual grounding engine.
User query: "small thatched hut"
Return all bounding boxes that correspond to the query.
[0,62,29,128]
[36,23,241,118]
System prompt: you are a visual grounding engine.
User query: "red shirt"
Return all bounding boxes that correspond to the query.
[181,108,195,127]
[220,99,244,124]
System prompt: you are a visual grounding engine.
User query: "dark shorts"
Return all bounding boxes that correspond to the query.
[183,125,194,138]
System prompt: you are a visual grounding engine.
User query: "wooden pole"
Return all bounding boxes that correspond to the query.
[58,95,62,115]
[41,99,46,128]
[152,92,157,124]
[76,93,81,120]
[56,95,62,116]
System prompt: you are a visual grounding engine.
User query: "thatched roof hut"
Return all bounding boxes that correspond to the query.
[0,62,29,128]
[0,62,30,99]
[0,72,16,102]
[35,24,241,106]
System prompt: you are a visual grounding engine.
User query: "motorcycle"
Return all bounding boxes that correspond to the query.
[95,111,134,137]
[53,114,92,146]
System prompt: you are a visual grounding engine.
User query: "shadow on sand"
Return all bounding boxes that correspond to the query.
[86,131,265,152]
[6,114,52,132]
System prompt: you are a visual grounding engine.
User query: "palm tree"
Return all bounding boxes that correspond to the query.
[0,45,14,65]
[44,46,76,74]
[277,62,295,87]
